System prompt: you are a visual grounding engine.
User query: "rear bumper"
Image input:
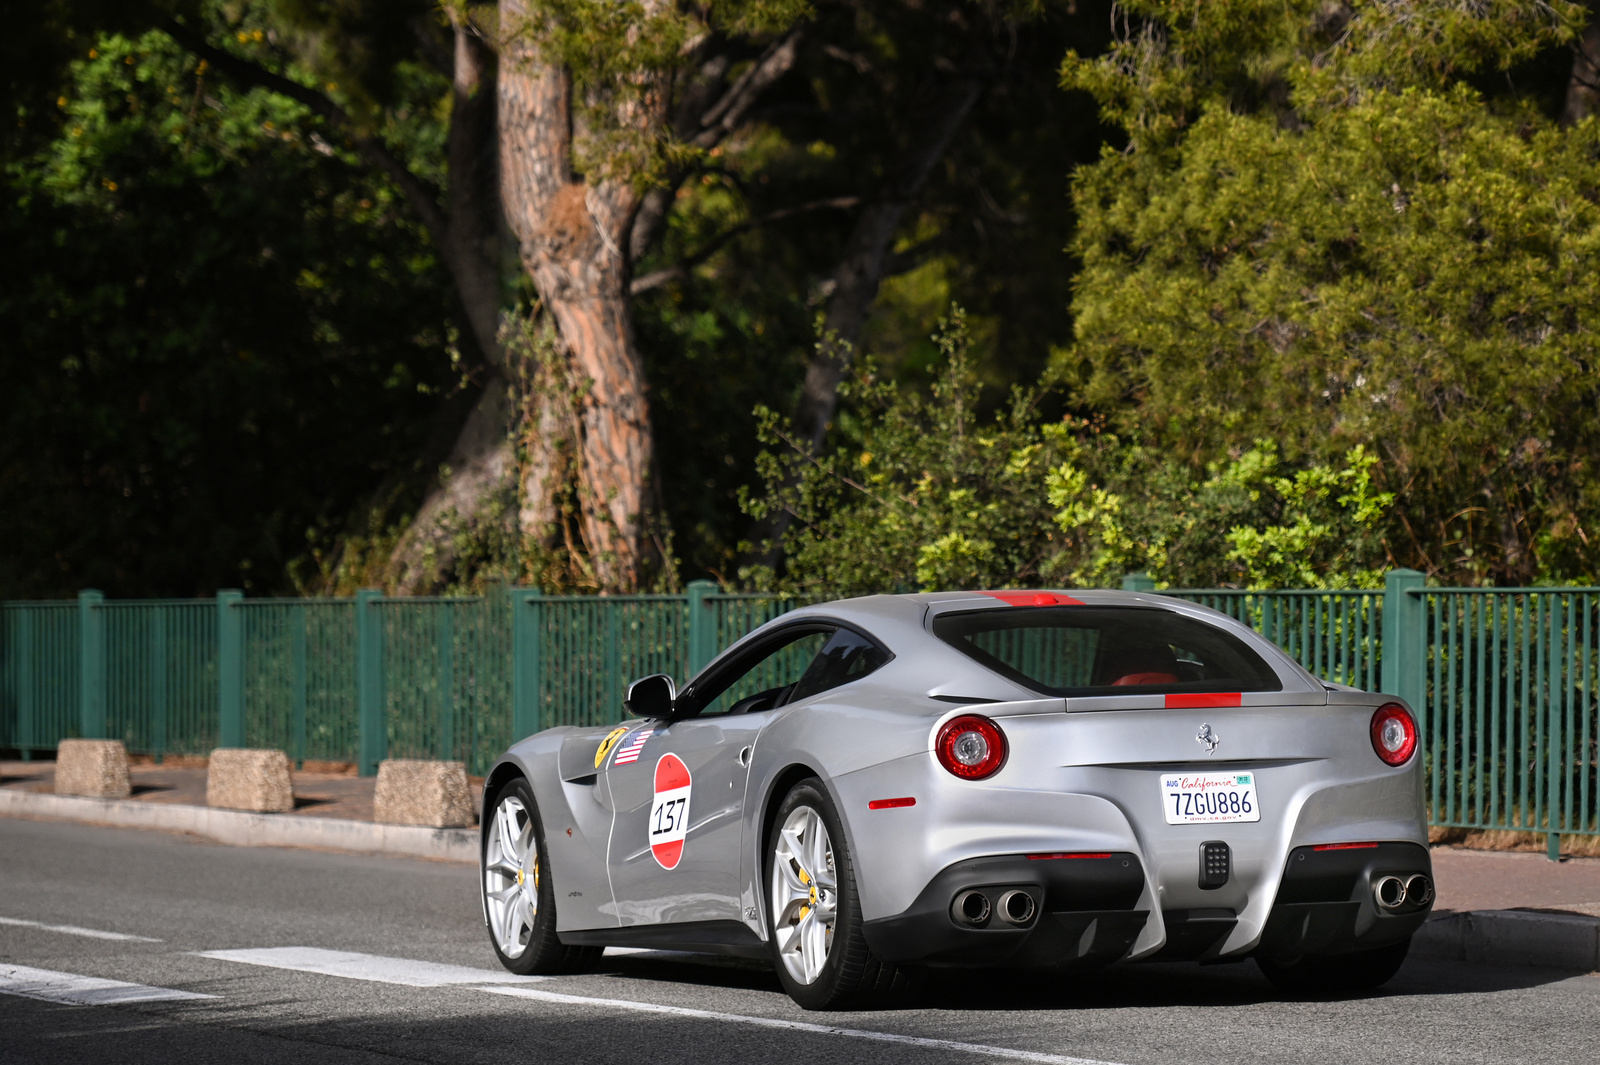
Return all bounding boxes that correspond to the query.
[860,841,1434,968]
[861,852,1147,967]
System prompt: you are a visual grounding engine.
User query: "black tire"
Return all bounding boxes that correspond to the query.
[766,779,922,1010]
[481,776,602,975]
[1256,937,1410,996]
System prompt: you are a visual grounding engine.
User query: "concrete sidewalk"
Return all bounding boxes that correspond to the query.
[0,758,479,862]
[3,757,1597,973]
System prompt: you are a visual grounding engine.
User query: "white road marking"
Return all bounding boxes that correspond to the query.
[0,915,162,942]
[0,963,213,1006]
[476,986,1128,1065]
[194,947,549,987]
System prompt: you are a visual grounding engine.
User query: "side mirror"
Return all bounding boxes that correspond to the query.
[625,673,677,719]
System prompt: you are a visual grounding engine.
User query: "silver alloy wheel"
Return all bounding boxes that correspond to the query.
[770,804,838,985]
[483,794,538,959]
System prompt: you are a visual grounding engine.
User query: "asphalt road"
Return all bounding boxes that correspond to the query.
[2,818,1597,1065]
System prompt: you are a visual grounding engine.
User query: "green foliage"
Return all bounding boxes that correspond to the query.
[0,16,454,596]
[638,4,1114,582]
[742,309,1395,595]
[742,308,1077,598]
[1058,0,1600,584]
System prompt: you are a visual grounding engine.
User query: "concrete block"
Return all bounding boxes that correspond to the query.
[374,760,475,828]
[54,739,132,799]
[206,749,294,813]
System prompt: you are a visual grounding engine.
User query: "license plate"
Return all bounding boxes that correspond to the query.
[1161,772,1261,825]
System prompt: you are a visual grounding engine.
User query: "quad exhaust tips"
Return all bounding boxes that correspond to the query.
[952,890,991,926]
[1373,873,1433,911]
[950,888,1037,927]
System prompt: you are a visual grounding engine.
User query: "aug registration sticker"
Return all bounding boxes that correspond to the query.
[1161,771,1261,825]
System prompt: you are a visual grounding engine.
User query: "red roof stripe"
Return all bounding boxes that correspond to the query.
[1164,693,1242,708]
[982,590,1085,607]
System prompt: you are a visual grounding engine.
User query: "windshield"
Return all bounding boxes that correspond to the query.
[932,606,1282,697]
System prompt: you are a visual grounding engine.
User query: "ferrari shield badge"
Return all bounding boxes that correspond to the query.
[594,726,629,769]
[649,753,692,870]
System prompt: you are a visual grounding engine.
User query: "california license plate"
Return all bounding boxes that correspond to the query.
[1161,772,1261,825]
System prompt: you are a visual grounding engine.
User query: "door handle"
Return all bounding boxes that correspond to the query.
[737,745,753,768]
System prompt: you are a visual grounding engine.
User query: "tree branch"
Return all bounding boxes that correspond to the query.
[628,31,805,263]
[629,196,861,295]
[693,30,804,148]
[159,18,449,242]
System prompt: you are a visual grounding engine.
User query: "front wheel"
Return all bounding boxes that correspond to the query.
[481,776,601,975]
[1256,937,1410,996]
[767,779,920,1009]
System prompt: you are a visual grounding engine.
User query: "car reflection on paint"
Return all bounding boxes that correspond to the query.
[478,590,1433,1009]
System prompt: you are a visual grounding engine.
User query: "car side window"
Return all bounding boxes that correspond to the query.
[786,627,891,704]
[687,628,834,717]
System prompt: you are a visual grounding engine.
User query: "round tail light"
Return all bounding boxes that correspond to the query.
[935,715,1008,780]
[1370,703,1417,766]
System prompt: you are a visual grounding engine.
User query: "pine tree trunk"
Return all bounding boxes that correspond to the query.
[499,3,654,590]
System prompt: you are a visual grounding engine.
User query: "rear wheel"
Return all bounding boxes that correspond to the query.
[482,776,601,975]
[767,779,920,1010]
[1256,937,1410,996]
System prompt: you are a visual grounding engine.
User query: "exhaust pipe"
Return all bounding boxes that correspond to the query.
[1404,874,1434,907]
[951,890,991,926]
[997,889,1036,926]
[1373,875,1407,911]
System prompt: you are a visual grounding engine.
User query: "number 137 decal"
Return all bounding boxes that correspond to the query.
[649,753,692,870]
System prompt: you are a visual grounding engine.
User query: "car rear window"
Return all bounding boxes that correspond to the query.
[931,606,1282,697]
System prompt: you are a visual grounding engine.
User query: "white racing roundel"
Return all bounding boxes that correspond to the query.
[649,753,692,870]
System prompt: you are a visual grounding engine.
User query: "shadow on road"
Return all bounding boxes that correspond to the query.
[588,948,1588,1013]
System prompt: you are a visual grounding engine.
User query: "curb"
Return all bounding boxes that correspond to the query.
[0,788,476,863]
[1413,909,1600,972]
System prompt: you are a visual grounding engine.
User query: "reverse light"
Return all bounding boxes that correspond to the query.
[1370,703,1418,766]
[935,714,1008,780]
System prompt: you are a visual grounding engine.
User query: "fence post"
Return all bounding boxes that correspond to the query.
[356,588,384,776]
[216,590,244,747]
[17,609,34,759]
[77,590,105,740]
[436,604,455,761]
[511,588,542,740]
[150,608,167,763]
[1120,572,1156,593]
[687,579,718,677]
[1381,569,1426,713]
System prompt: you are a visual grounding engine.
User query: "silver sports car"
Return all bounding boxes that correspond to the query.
[479,590,1433,1008]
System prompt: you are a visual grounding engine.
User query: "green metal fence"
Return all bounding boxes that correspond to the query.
[2,573,1597,856]
[0,583,792,778]
[1417,587,1600,857]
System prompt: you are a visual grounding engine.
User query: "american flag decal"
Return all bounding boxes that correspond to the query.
[612,727,654,765]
